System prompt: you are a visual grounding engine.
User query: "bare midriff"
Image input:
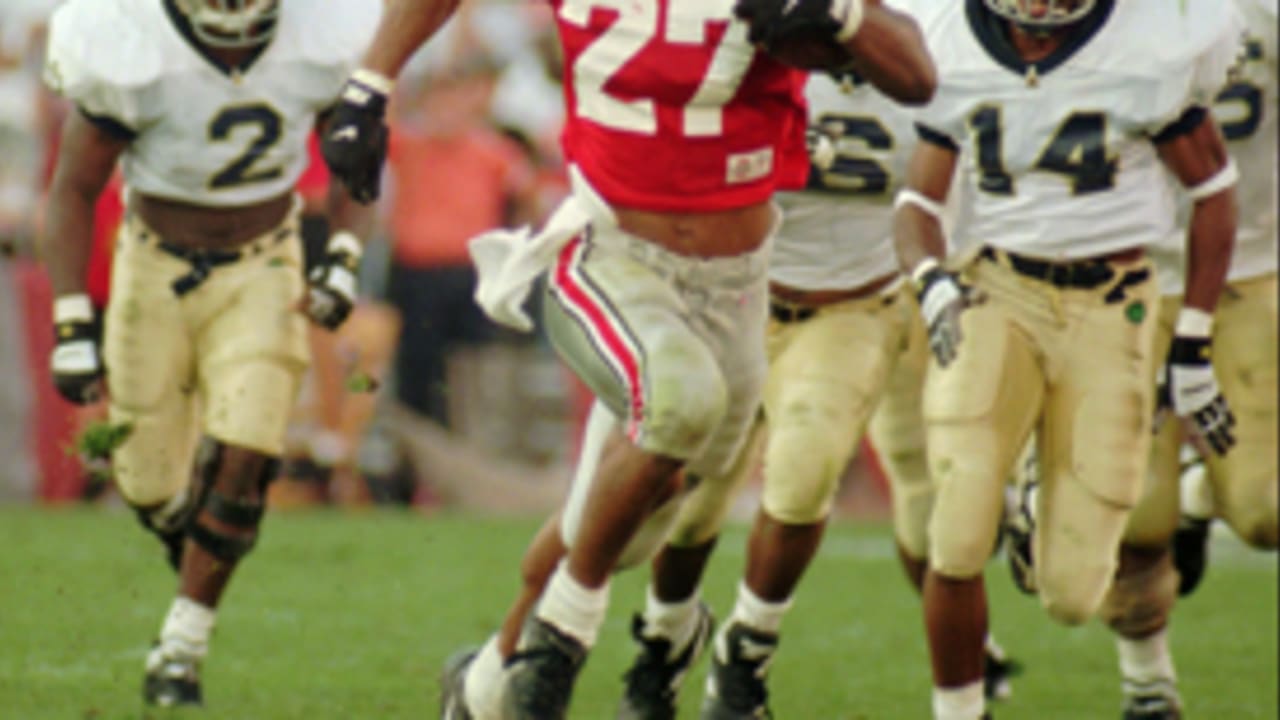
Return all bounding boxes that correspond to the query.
[614,200,774,259]
[132,191,294,251]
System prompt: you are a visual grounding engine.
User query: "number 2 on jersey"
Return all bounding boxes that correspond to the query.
[559,0,752,137]
[208,103,285,190]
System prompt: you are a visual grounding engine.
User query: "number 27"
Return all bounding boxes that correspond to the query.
[559,0,752,137]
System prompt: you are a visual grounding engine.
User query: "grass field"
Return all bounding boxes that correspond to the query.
[0,506,1275,719]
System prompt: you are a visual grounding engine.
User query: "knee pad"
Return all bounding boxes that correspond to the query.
[760,419,855,525]
[643,365,728,460]
[186,438,279,564]
[1222,484,1280,550]
[1098,549,1178,638]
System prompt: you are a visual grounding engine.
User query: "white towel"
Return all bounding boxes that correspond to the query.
[468,166,615,332]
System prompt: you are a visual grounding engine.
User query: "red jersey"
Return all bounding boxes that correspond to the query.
[552,0,809,212]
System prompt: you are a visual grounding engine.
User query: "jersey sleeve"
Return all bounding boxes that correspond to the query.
[43,0,158,139]
[1145,3,1247,137]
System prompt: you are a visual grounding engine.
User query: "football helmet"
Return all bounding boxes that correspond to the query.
[174,0,280,48]
[984,0,1096,29]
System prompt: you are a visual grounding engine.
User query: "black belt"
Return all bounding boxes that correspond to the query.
[770,302,817,324]
[980,246,1118,289]
[142,226,292,297]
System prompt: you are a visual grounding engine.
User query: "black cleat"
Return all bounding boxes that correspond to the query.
[143,646,202,707]
[503,617,588,720]
[617,603,715,720]
[439,647,478,720]
[983,648,1023,701]
[700,622,776,720]
[1172,516,1211,597]
[1123,691,1183,720]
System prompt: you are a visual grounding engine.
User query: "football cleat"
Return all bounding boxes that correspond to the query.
[1004,480,1038,595]
[983,647,1023,701]
[701,622,777,720]
[439,647,479,720]
[1122,691,1183,720]
[617,603,715,720]
[502,617,588,720]
[143,645,202,707]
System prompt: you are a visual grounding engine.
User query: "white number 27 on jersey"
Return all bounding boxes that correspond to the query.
[559,0,753,138]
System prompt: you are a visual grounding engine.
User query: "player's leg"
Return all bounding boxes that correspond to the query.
[1203,273,1278,549]
[923,258,1045,720]
[869,294,1021,701]
[493,235,767,719]
[700,293,902,718]
[104,218,202,572]
[143,231,309,706]
[613,415,762,720]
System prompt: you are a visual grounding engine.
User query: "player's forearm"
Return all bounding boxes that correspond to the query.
[326,179,376,241]
[893,204,948,274]
[40,186,97,297]
[844,5,936,106]
[361,0,463,79]
[1181,189,1236,314]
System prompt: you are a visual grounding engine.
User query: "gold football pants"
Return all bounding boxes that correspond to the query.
[106,211,310,506]
[925,251,1158,625]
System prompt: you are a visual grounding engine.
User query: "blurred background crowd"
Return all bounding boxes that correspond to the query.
[0,0,891,519]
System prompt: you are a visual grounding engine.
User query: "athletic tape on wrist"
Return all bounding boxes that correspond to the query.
[835,0,866,41]
[1186,158,1238,201]
[54,294,93,324]
[1175,306,1214,337]
[894,188,945,220]
[328,230,363,260]
[351,68,395,96]
[910,257,941,286]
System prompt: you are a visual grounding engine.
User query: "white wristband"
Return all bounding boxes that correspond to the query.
[328,230,364,259]
[351,68,395,96]
[54,294,93,324]
[911,257,942,286]
[834,0,866,41]
[894,188,946,220]
[1186,158,1238,201]
[1175,307,1214,337]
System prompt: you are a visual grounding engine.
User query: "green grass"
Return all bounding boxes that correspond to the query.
[0,507,1274,719]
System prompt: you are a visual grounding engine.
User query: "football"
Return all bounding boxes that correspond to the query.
[765,31,855,71]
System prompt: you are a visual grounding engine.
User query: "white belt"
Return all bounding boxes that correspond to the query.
[468,165,616,332]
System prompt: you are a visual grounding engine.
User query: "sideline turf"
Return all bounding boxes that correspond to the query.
[0,507,1274,719]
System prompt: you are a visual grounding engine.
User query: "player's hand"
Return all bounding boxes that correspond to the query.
[50,294,105,405]
[913,258,977,369]
[321,70,392,204]
[806,123,838,171]
[304,231,361,331]
[733,0,865,47]
[1156,309,1235,455]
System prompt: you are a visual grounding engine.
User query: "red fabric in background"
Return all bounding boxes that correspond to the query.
[86,174,123,309]
[296,133,331,205]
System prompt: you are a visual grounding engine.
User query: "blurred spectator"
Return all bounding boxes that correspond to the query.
[384,54,538,427]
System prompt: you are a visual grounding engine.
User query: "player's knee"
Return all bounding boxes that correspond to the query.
[928,512,997,580]
[186,438,279,564]
[1223,492,1279,550]
[1098,546,1177,637]
[666,473,733,547]
[1039,555,1116,626]
[115,474,177,509]
[759,417,852,524]
[616,494,682,570]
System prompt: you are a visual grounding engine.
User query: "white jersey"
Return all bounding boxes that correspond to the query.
[1155,0,1278,294]
[915,0,1243,261]
[44,0,379,208]
[772,73,914,291]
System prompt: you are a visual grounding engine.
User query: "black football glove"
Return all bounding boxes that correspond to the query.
[50,294,105,405]
[733,0,865,47]
[321,70,391,204]
[1156,311,1235,455]
[304,231,362,331]
[913,258,979,368]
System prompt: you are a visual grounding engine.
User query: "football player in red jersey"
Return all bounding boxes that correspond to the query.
[323,1,934,717]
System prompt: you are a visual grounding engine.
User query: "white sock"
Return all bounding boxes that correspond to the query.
[535,562,610,648]
[729,581,792,636]
[642,584,701,658]
[159,596,216,660]
[932,681,985,720]
[464,635,506,720]
[1117,628,1177,690]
